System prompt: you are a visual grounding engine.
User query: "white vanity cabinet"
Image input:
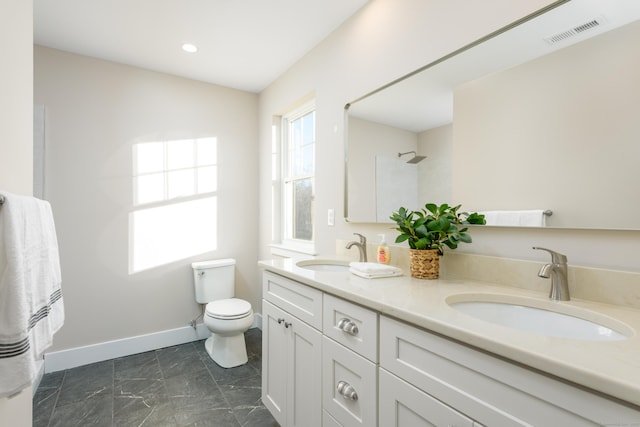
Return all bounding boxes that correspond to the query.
[260,268,640,427]
[262,272,323,427]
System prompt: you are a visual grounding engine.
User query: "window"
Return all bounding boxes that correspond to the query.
[282,102,315,249]
[130,137,218,273]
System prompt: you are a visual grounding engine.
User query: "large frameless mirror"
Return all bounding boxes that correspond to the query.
[345,0,640,229]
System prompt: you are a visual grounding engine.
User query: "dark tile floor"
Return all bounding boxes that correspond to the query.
[32,328,278,426]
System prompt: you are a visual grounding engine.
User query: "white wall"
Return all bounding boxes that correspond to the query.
[347,117,416,222]
[258,0,640,273]
[34,46,259,353]
[0,0,33,195]
[0,0,34,424]
[418,124,452,205]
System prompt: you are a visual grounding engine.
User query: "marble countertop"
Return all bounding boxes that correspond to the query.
[258,258,640,408]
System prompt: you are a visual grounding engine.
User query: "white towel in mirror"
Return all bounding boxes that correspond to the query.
[481,209,546,227]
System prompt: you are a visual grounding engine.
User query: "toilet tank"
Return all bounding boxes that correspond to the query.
[192,258,236,304]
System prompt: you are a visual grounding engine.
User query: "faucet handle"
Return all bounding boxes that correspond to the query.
[532,246,567,264]
[353,233,366,244]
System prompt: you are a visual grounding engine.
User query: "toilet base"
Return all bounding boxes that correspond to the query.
[204,334,248,368]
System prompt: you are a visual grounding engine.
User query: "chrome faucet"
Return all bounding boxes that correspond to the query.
[532,247,570,301]
[346,233,367,262]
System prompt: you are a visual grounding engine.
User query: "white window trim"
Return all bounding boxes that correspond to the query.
[279,100,316,254]
[268,243,318,258]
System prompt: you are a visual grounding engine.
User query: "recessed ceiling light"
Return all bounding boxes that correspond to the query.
[181,43,198,54]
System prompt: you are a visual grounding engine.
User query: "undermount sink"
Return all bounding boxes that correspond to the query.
[447,294,633,341]
[295,259,351,272]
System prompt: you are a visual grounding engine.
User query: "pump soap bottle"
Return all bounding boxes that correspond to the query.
[377,234,390,264]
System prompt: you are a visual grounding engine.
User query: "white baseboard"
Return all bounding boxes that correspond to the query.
[45,313,262,373]
[32,360,44,396]
[252,312,262,330]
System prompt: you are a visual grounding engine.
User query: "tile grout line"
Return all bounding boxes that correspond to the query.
[46,370,65,427]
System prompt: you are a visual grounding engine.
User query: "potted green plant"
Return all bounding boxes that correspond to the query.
[390,203,485,279]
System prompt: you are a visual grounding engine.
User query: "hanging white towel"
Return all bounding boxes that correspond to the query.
[481,210,547,227]
[349,262,403,279]
[0,192,64,397]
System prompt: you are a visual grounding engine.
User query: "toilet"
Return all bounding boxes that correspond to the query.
[192,259,254,368]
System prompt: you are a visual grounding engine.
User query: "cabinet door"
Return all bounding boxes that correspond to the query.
[322,337,377,427]
[323,410,343,427]
[288,311,323,427]
[263,299,322,427]
[379,368,474,427]
[262,301,288,426]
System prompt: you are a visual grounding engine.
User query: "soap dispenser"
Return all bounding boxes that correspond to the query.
[377,234,390,264]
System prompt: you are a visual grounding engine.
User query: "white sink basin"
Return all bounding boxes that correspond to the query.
[295,259,351,272]
[448,294,632,341]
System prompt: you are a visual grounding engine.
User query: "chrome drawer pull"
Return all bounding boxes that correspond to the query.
[337,380,358,401]
[338,381,358,401]
[337,318,359,336]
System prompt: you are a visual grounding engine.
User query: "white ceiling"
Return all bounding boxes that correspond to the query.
[33,0,369,93]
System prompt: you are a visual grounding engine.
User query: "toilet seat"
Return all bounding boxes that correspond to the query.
[205,298,252,320]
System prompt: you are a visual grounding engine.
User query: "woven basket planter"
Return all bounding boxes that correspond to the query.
[409,249,440,279]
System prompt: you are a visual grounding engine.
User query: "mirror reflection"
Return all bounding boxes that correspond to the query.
[345,0,640,229]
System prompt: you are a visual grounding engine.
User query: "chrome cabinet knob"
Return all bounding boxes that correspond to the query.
[337,380,358,401]
[337,318,359,336]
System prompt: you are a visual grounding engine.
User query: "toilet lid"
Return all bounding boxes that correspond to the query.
[206,298,252,319]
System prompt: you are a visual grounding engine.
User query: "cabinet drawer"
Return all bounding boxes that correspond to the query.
[263,271,323,330]
[379,368,474,427]
[323,294,378,362]
[322,336,377,427]
[380,315,639,426]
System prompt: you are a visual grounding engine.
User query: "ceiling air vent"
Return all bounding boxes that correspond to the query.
[543,17,604,45]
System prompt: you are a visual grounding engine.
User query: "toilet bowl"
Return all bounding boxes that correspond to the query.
[192,259,254,368]
[203,298,254,368]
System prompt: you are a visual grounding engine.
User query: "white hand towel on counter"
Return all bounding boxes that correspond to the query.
[349,262,403,279]
[481,209,546,227]
[0,192,64,397]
